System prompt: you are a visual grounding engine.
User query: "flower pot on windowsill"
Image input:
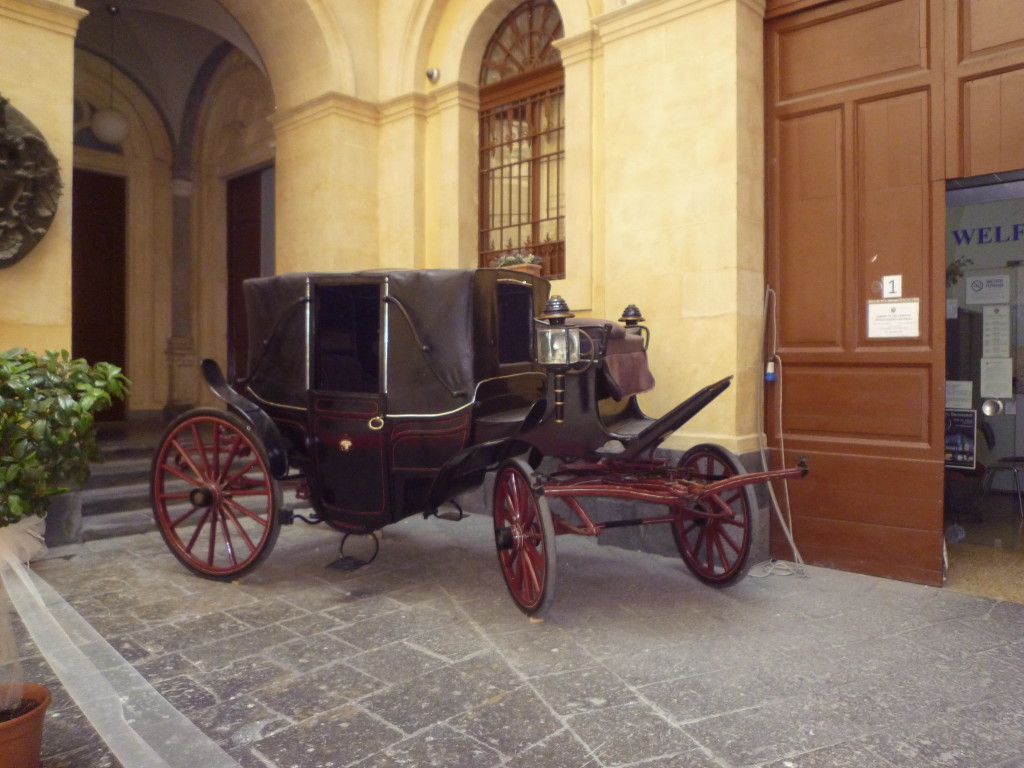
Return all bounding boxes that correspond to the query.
[502,263,542,276]
[0,682,51,768]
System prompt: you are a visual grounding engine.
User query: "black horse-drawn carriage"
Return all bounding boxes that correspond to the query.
[150,268,806,616]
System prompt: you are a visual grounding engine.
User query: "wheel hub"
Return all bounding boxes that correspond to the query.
[189,486,216,507]
[495,526,515,550]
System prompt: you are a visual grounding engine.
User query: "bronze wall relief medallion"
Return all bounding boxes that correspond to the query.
[0,94,63,269]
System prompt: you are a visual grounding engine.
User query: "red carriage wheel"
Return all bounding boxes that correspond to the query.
[151,408,282,579]
[493,459,557,616]
[673,443,753,586]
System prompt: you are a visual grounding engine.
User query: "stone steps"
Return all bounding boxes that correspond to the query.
[79,418,166,540]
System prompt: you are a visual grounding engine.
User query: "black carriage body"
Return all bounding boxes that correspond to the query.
[236,269,549,531]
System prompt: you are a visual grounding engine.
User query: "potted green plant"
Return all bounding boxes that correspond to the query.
[491,250,543,276]
[0,348,128,764]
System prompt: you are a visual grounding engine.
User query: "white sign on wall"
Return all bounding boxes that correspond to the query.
[966,273,1011,304]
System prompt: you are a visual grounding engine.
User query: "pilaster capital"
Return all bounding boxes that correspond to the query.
[429,81,479,115]
[595,0,765,46]
[1,0,87,36]
[272,91,380,135]
[554,29,601,68]
[380,93,430,125]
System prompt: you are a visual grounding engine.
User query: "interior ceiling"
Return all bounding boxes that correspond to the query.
[75,0,265,142]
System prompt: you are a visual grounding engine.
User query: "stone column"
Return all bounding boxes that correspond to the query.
[163,178,196,419]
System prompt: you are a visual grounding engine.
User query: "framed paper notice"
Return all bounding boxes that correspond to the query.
[867,298,920,338]
[983,305,1011,358]
[945,380,973,409]
[981,357,1013,398]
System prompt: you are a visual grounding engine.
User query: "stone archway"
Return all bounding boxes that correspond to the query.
[73,49,174,414]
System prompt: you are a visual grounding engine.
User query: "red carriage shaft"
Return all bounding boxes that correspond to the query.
[541,460,808,536]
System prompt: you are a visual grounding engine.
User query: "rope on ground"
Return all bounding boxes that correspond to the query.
[748,558,807,578]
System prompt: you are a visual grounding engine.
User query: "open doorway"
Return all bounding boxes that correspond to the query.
[226,166,275,380]
[944,171,1024,602]
[72,168,126,421]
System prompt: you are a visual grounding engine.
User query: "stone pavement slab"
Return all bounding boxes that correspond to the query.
[12,511,1024,767]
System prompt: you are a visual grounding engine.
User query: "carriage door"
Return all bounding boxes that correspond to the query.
[310,282,389,523]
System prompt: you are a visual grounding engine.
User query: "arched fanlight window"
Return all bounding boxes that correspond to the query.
[478,0,565,278]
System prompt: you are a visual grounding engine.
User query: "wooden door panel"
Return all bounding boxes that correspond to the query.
[959,0,1024,61]
[962,67,1024,176]
[775,508,943,583]
[779,450,942,527]
[856,91,932,342]
[767,0,945,586]
[776,110,844,348]
[774,0,928,103]
[783,365,932,444]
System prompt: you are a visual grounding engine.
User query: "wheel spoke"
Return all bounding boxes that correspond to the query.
[168,505,202,529]
[183,507,214,556]
[190,422,214,478]
[222,496,271,528]
[166,438,207,484]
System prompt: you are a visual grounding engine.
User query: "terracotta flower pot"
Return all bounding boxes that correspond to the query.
[502,263,542,276]
[0,683,51,768]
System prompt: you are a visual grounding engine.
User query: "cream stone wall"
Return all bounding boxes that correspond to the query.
[0,0,86,353]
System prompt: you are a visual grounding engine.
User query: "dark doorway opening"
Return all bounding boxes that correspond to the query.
[72,168,126,421]
[227,167,274,380]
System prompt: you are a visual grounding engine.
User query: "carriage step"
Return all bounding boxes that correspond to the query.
[433,501,467,521]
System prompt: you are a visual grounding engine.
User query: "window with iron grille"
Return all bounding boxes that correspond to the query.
[479,0,565,278]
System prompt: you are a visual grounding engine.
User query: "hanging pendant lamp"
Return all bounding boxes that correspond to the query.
[90,4,129,145]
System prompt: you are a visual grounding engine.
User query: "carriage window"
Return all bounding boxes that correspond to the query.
[315,284,380,392]
[497,282,534,365]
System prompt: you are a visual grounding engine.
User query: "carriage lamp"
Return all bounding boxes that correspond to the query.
[619,303,650,349]
[536,295,580,423]
[619,304,645,329]
[619,304,644,340]
[536,295,580,365]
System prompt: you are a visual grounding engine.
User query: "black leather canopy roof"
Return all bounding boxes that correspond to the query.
[241,269,549,413]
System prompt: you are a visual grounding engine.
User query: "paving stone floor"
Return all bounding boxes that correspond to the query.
[12,511,1024,768]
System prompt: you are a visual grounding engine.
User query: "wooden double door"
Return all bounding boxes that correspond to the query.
[765,0,1024,584]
